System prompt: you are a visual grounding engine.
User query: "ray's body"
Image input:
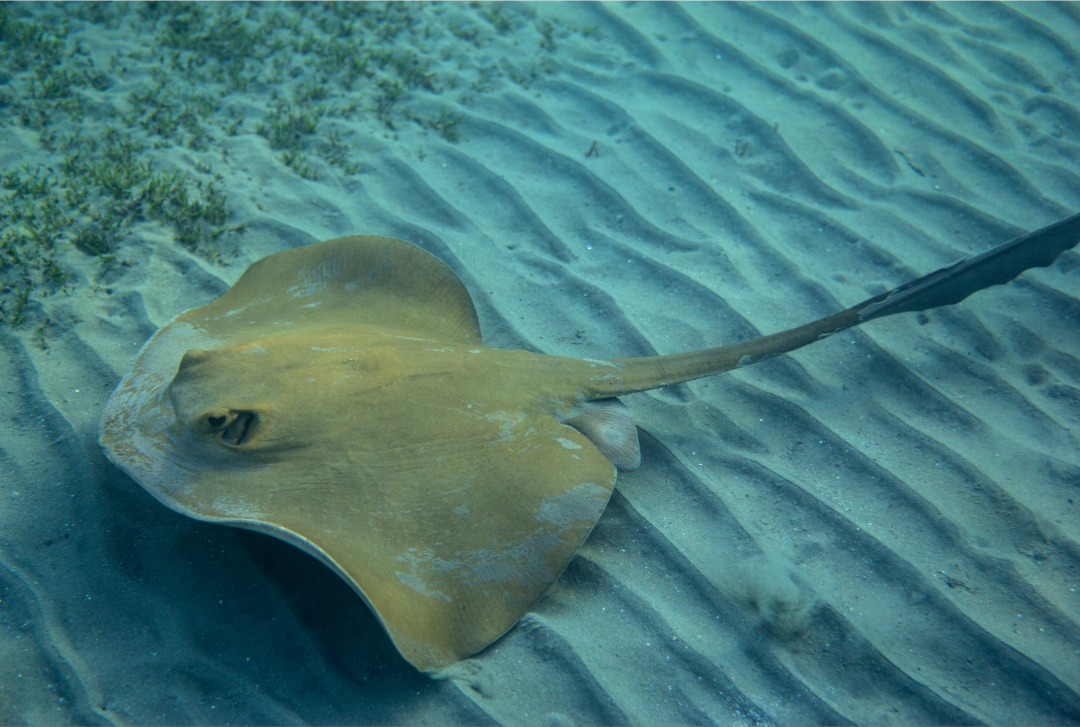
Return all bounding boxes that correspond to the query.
[101,213,1080,672]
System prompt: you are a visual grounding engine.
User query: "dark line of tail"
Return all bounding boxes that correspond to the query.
[603,212,1080,396]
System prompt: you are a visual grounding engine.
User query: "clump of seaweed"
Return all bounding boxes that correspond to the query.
[257,101,322,151]
[424,107,465,142]
[0,4,249,327]
[1,163,74,326]
[0,1,613,329]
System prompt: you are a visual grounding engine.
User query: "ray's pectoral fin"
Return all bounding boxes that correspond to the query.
[561,398,641,472]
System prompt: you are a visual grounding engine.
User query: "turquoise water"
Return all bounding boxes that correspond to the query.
[1,3,1078,725]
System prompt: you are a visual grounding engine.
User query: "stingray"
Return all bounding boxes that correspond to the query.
[100,213,1080,673]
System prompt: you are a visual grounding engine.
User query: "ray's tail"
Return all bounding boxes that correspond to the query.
[606,212,1080,395]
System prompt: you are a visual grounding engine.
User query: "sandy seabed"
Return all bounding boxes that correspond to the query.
[1,2,1079,725]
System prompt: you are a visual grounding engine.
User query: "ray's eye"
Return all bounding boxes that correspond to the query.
[221,411,254,447]
[200,410,255,447]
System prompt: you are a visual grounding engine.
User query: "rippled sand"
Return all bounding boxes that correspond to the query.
[2,3,1078,725]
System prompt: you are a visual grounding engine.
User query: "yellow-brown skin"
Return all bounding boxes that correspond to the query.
[101,237,631,672]
[162,329,625,669]
[101,215,1080,672]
